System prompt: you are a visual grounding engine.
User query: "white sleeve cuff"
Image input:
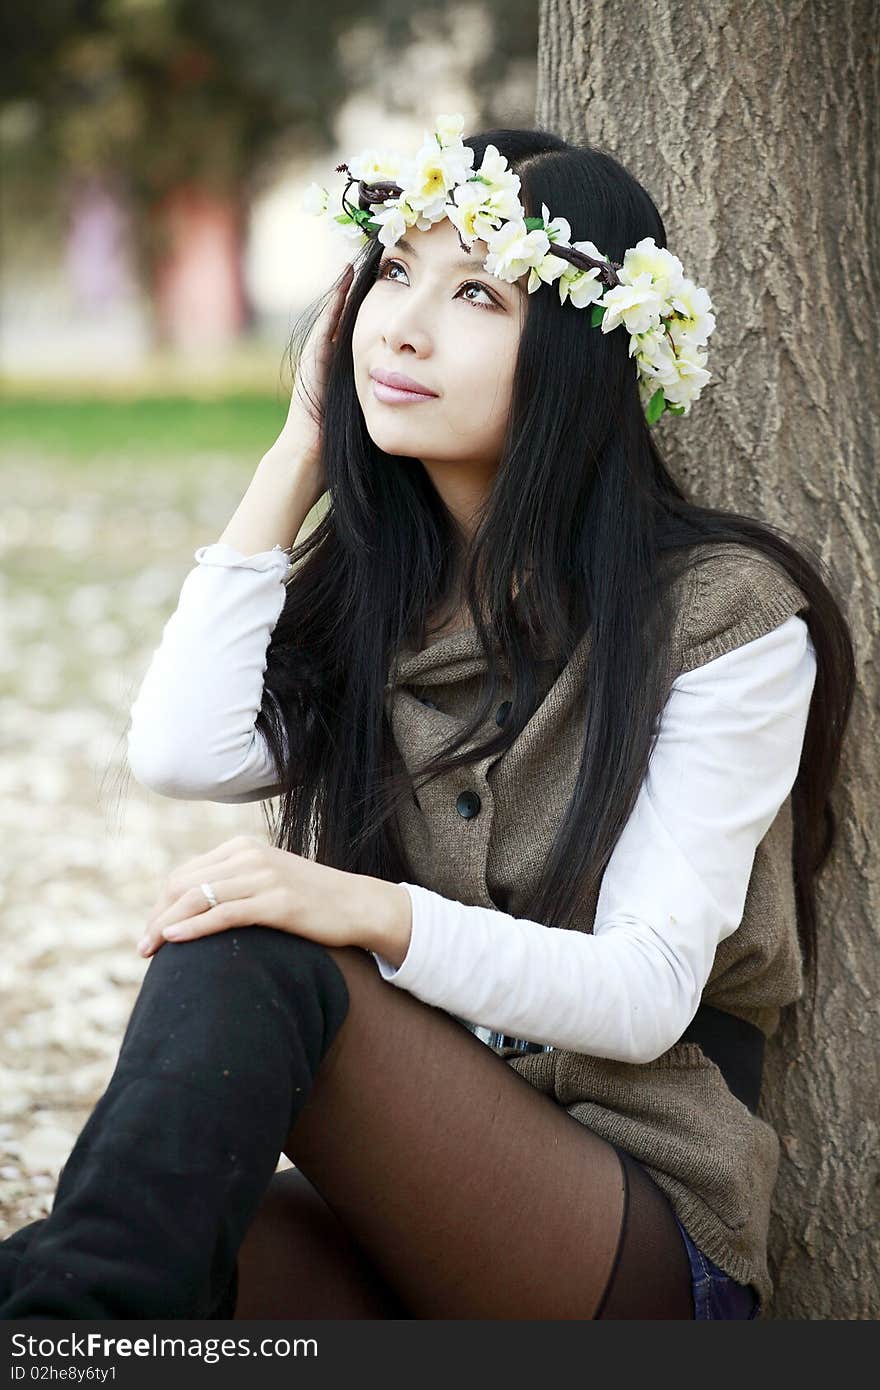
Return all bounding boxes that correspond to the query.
[369,883,427,983]
[194,542,293,573]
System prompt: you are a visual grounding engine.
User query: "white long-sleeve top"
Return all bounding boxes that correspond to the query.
[127,542,817,1064]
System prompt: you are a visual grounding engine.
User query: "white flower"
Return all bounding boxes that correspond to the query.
[665,278,716,350]
[557,239,608,309]
[483,219,550,282]
[631,326,679,384]
[563,270,607,310]
[347,147,410,184]
[524,206,573,290]
[599,271,666,335]
[302,182,329,216]
[631,326,711,416]
[525,216,569,292]
[475,143,513,181]
[446,184,501,245]
[370,202,411,248]
[435,113,465,147]
[472,145,522,215]
[406,138,474,212]
[446,177,522,247]
[539,201,571,247]
[479,181,524,228]
[412,195,457,229]
[342,226,372,249]
[526,256,567,292]
[325,186,372,246]
[660,341,711,413]
[618,236,686,303]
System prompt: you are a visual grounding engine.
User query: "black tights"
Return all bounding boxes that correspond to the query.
[0,926,694,1319]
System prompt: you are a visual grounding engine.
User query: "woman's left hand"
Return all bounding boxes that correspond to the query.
[137,834,374,958]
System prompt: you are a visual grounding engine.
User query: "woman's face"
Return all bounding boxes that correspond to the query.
[352,217,526,493]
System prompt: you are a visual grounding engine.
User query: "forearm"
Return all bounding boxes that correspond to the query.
[347,876,413,965]
[217,446,322,556]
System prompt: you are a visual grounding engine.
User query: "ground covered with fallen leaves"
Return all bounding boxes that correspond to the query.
[0,430,297,1237]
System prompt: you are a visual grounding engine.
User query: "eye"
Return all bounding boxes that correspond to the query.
[376,258,500,311]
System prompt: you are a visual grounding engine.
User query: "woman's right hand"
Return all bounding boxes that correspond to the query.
[273,261,357,503]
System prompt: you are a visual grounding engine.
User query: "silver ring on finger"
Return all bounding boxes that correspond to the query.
[200,881,219,910]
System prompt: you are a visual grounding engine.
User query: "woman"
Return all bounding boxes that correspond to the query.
[0,122,854,1320]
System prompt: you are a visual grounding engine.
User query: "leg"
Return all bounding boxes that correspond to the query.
[232,1167,410,1319]
[595,1146,696,1318]
[0,1220,45,1294]
[1,929,693,1319]
[0,927,351,1319]
[270,946,694,1319]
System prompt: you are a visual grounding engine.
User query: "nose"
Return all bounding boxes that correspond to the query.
[381,289,434,356]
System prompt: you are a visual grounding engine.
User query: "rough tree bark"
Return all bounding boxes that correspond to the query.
[536,0,878,1320]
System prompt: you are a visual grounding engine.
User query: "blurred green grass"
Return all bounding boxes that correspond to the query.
[0,393,289,460]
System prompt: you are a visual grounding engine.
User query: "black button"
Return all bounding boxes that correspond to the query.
[495,699,511,726]
[456,790,481,819]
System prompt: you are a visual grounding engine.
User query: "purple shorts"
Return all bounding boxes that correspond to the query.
[672,1213,762,1320]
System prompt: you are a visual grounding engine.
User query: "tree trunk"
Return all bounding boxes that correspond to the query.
[151,183,247,353]
[536,0,878,1320]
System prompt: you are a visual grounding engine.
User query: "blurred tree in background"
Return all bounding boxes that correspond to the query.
[1,0,538,315]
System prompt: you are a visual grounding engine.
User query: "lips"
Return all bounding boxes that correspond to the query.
[369,367,438,397]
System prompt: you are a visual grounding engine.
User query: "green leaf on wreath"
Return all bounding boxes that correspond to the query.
[645,389,666,425]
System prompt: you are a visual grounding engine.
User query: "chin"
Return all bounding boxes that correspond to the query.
[366,418,423,446]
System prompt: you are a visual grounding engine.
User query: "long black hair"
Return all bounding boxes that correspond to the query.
[251,126,854,1016]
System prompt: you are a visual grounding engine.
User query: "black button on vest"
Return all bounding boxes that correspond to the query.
[456,790,481,819]
[495,699,511,726]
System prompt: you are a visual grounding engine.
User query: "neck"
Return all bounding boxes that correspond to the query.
[418,459,495,548]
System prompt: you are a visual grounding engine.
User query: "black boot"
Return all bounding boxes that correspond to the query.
[0,927,350,1319]
[0,1218,45,1298]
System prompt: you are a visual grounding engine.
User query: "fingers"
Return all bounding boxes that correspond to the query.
[158,878,277,943]
[151,898,256,948]
[303,263,356,380]
[162,835,259,881]
[139,837,263,956]
[138,872,266,956]
[320,262,354,324]
[158,881,253,942]
[157,836,259,901]
[328,262,356,344]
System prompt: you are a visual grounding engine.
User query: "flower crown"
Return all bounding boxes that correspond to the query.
[303,112,716,424]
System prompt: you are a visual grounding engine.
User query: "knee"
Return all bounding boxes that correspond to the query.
[152,923,328,971]
[151,926,351,1023]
